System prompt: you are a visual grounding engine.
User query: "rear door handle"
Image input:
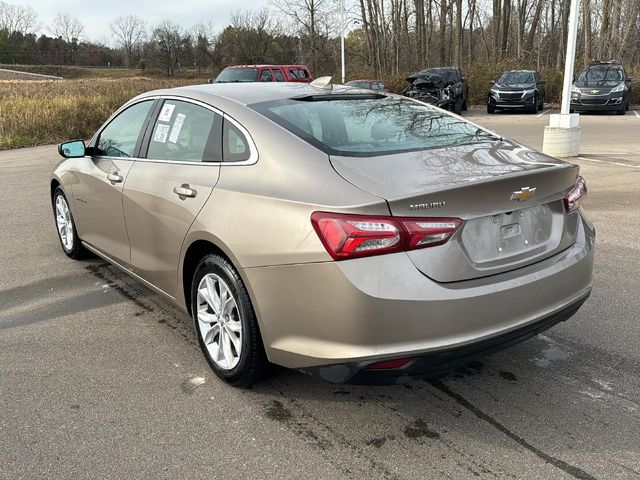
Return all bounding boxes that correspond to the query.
[107,173,124,184]
[173,184,197,198]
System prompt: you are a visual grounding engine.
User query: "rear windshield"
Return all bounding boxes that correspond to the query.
[216,68,258,83]
[346,81,370,89]
[251,96,495,157]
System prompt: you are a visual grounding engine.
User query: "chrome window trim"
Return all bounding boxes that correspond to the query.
[90,95,259,167]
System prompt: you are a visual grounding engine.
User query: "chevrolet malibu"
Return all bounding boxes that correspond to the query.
[51,79,594,386]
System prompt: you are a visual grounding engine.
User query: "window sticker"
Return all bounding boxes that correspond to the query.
[169,113,186,144]
[158,103,175,122]
[153,123,170,143]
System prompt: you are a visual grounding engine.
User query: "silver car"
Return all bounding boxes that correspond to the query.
[51,79,594,386]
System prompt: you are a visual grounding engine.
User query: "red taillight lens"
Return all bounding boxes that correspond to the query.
[400,218,463,249]
[311,212,403,259]
[311,212,462,260]
[563,176,587,213]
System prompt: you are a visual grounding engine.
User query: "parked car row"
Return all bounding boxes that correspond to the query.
[344,60,632,116]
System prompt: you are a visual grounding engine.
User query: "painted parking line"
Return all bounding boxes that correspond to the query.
[537,109,551,117]
[578,156,640,168]
[634,110,640,119]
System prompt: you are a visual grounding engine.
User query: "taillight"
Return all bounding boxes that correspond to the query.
[311,212,462,260]
[563,176,587,213]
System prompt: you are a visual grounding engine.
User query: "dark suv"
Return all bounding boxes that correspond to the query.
[402,67,469,114]
[571,61,632,114]
[487,70,545,114]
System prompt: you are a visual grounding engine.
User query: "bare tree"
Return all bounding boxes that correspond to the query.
[192,21,217,73]
[151,21,188,76]
[0,1,38,34]
[49,13,84,64]
[111,15,146,67]
[271,0,330,73]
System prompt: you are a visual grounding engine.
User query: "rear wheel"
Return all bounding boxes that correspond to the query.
[52,187,88,259]
[191,254,267,387]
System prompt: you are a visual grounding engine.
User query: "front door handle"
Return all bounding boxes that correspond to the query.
[173,184,197,199]
[107,173,124,184]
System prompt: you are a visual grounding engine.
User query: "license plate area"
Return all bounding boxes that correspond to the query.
[460,204,555,265]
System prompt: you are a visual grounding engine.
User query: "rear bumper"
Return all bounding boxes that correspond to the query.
[303,290,590,384]
[242,213,594,375]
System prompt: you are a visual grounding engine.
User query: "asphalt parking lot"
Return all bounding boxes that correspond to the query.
[1,112,639,479]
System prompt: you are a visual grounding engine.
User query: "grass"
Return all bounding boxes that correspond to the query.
[0,77,208,150]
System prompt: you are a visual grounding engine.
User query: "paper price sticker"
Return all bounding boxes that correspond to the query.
[158,103,175,122]
[153,123,170,143]
[169,113,186,144]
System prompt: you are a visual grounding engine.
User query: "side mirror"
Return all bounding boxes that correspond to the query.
[489,80,495,85]
[58,140,86,158]
[627,77,634,82]
[537,80,546,85]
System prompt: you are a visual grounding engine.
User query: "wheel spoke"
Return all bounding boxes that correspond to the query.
[205,276,221,314]
[221,328,234,367]
[222,296,235,316]
[225,325,241,353]
[203,323,219,345]
[226,320,242,333]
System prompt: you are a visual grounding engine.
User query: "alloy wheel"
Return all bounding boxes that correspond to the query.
[55,195,74,251]
[196,273,243,370]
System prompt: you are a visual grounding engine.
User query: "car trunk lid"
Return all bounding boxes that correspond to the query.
[330,141,580,282]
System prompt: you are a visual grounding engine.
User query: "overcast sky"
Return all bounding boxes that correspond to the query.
[13,0,269,45]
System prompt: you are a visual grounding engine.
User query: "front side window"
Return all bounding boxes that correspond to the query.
[96,100,153,157]
[260,69,273,82]
[252,96,496,157]
[146,100,221,162]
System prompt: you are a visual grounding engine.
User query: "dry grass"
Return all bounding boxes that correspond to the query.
[0,77,208,150]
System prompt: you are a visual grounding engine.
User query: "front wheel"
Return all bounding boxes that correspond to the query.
[487,104,495,114]
[52,187,88,259]
[191,254,267,387]
[453,98,463,115]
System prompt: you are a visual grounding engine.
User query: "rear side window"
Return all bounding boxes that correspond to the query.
[273,68,285,82]
[287,68,309,79]
[146,100,222,162]
[223,119,251,162]
[96,100,153,157]
[252,97,495,157]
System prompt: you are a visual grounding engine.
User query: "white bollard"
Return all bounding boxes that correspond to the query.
[542,113,581,157]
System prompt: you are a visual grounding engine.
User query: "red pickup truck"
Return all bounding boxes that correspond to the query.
[215,65,313,83]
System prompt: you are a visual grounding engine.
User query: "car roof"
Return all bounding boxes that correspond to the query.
[503,69,536,73]
[136,82,371,107]
[225,65,309,69]
[346,79,381,83]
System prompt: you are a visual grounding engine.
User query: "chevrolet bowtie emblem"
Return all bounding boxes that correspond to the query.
[591,89,599,94]
[510,187,536,201]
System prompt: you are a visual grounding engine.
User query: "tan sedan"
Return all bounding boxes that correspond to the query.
[51,80,594,386]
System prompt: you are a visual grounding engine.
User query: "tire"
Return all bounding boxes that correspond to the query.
[52,187,88,259]
[527,96,538,114]
[462,97,468,111]
[487,104,495,114]
[453,98,463,115]
[191,254,267,387]
[617,102,627,115]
